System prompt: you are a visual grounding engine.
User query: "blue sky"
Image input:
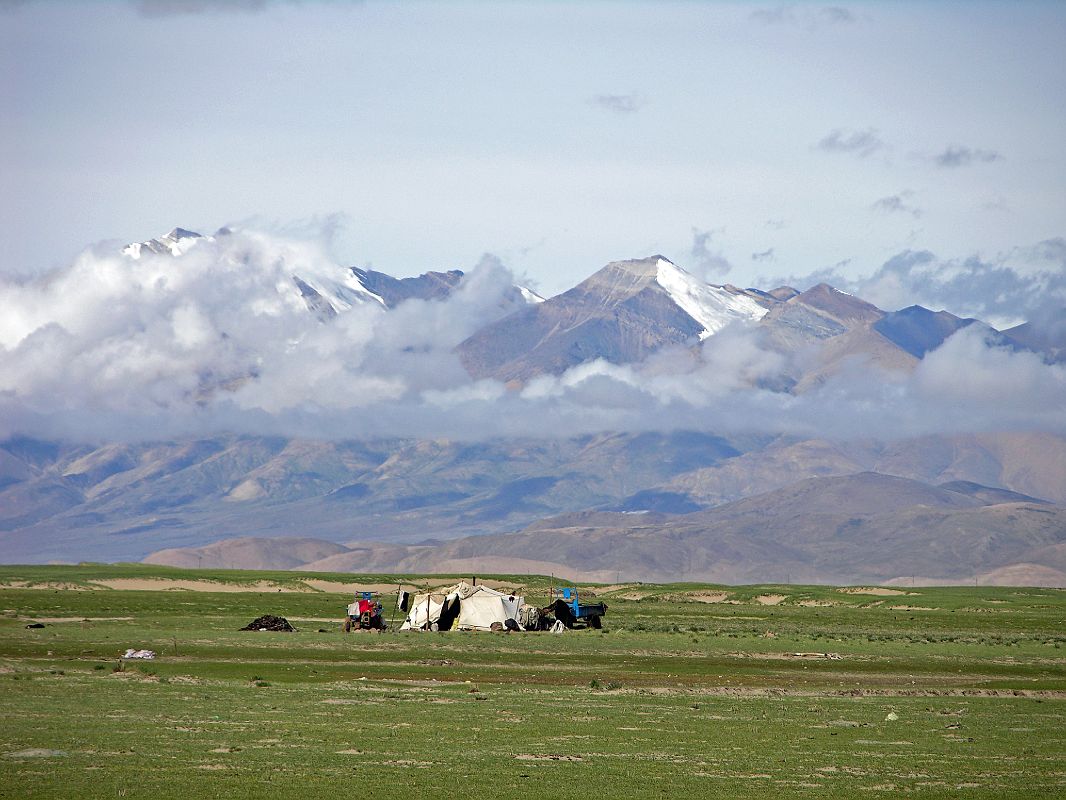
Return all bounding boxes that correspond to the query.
[3,0,1065,298]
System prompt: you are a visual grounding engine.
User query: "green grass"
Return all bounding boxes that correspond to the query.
[1,565,1064,798]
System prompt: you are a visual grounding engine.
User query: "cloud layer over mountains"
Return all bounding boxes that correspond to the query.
[772,238,1066,330]
[1,225,1064,443]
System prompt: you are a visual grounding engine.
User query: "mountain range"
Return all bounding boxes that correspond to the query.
[140,470,1066,586]
[123,227,543,318]
[2,227,1065,584]
[116,228,1063,387]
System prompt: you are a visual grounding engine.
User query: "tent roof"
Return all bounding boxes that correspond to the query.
[414,581,514,602]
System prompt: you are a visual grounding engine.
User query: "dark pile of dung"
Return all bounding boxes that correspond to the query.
[239,615,296,632]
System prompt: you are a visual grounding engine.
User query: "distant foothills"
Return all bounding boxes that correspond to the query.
[1,227,1064,585]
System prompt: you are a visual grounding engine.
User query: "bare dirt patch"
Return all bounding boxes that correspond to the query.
[5,749,66,759]
[24,616,134,623]
[589,583,638,593]
[798,600,837,607]
[515,754,584,762]
[301,580,415,594]
[755,594,787,605]
[688,592,731,603]
[91,578,292,592]
[0,581,89,591]
[837,587,917,597]
[887,605,935,611]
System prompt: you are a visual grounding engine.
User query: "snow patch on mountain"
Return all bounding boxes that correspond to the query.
[519,285,545,304]
[654,257,768,338]
[288,263,386,313]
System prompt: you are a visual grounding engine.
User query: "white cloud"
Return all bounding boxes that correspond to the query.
[1,224,1063,443]
[769,238,1066,328]
[913,326,1066,425]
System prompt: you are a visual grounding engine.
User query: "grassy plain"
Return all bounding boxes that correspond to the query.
[0,564,1064,798]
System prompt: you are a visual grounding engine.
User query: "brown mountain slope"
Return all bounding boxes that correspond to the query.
[665,438,871,506]
[429,480,1064,585]
[456,256,707,382]
[875,432,1066,504]
[143,473,1066,586]
[791,326,919,392]
[664,432,1066,508]
[143,536,350,570]
[1,430,751,564]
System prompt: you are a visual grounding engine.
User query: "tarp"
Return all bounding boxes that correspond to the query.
[399,581,524,632]
[400,595,448,629]
[346,599,375,616]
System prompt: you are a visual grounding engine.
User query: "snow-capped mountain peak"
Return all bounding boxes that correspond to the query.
[123,227,206,259]
[118,226,544,322]
[121,226,387,318]
[652,256,768,338]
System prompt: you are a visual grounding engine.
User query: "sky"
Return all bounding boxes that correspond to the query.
[2,0,1065,301]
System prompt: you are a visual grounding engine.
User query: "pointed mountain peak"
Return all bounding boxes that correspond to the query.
[165,227,203,241]
[582,254,691,286]
[571,256,668,303]
[569,255,768,335]
[873,305,979,358]
[799,282,849,299]
[607,254,684,275]
[602,255,671,279]
[794,283,883,324]
[768,286,800,302]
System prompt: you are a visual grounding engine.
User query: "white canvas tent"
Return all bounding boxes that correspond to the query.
[400,581,525,632]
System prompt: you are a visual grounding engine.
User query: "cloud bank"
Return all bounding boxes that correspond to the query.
[1,225,1063,444]
[770,238,1066,329]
